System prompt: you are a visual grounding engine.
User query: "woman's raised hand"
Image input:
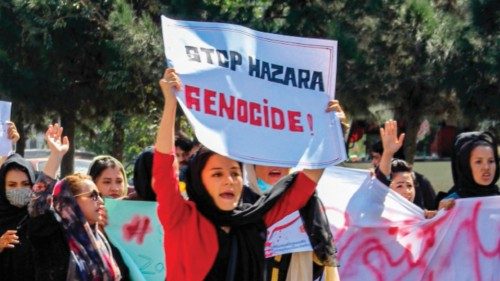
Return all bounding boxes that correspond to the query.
[159,68,182,103]
[6,121,20,144]
[45,123,69,158]
[326,100,349,134]
[380,120,405,155]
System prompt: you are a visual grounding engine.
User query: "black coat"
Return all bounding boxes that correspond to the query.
[0,154,36,281]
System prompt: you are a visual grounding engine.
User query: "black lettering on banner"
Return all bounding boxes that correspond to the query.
[271,64,283,84]
[230,51,242,71]
[248,56,260,77]
[185,46,201,62]
[217,49,229,68]
[200,48,215,64]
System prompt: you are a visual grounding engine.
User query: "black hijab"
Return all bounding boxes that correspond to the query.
[0,154,36,281]
[133,146,156,201]
[0,154,36,233]
[185,147,300,281]
[452,131,499,198]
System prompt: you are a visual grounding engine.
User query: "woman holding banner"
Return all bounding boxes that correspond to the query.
[153,68,328,281]
[438,131,499,208]
[243,100,346,281]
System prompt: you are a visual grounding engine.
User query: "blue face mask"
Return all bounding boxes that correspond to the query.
[256,178,273,193]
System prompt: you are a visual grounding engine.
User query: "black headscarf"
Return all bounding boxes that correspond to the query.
[452,131,499,198]
[185,147,300,281]
[0,154,36,281]
[0,154,35,233]
[133,146,156,201]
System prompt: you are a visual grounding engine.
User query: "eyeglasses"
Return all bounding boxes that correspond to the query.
[74,190,100,201]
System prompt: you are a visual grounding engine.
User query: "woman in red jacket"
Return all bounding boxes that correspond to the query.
[153,68,327,281]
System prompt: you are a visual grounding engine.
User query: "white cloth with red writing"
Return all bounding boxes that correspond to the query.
[266,166,500,281]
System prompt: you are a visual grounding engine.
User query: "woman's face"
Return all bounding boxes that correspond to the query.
[469,145,496,186]
[5,169,30,191]
[74,179,103,225]
[254,165,291,185]
[389,172,415,202]
[94,166,125,198]
[201,154,243,211]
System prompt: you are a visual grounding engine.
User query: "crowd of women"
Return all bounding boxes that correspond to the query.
[0,68,498,281]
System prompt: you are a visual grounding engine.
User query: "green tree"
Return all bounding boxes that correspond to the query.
[324,0,461,163]
[443,0,499,134]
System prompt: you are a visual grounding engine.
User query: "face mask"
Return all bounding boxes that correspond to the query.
[257,178,273,193]
[5,187,32,208]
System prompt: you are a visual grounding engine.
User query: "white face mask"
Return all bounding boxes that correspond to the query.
[5,187,32,208]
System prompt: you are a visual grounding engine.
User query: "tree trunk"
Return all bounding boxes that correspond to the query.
[60,111,76,177]
[111,112,125,162]
[403,115,421,165]
[13,110,26,155]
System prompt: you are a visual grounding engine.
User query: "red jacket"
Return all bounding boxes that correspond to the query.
[152,150,317,281]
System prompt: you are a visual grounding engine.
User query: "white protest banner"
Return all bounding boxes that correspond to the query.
[265,210,312,257]
[161,16,346,168]
[104,199,165,281]
[0,101,12,156]
[266,166,500,280]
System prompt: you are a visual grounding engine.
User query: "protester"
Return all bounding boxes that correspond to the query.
[0,154,36,280]
[88,155,128,199]
[370,138,437,210]
[375,120,437,218]
[437,131,499,209]
[175,132,192,167]
[0,121,48,280]
[153,68,327,281]
[189,136,202,158]
[244,163,339,281]
[28,124,122,280]
[87,155,131,279]
[243,100,346,281]
[128,146,156,201]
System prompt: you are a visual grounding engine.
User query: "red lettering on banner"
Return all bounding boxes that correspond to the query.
[237,99,248,123]
[219,93,235,120]
[204,89,217,115]
[271,107,285,130]
[185,85,201,111]
[326,200,499,281]
[288,111,303,132]
[249,102,262,126]
[183,84,306,133]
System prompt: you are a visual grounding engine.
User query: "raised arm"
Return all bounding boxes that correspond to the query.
[155,68,182,153]
[379,120,405,178]
[153,69,191,228]
[43,124,69,179]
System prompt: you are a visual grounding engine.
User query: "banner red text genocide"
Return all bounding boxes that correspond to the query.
[184,84,311,133]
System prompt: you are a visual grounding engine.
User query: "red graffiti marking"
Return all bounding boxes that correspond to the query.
[267,214,301,240]
[122,215,152,245]
[326,200,499,281]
